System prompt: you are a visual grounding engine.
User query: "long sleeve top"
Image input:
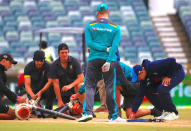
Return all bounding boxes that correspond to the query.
[85,18,121,62]
[132,58,183,113]
[0,64,17,103]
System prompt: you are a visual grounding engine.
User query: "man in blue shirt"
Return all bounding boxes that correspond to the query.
[129,58,185,120]
[72,62,162,119]
[78,3,123,122]
[115,62,160,119]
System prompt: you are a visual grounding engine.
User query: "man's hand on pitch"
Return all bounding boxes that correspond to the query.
[16,96,26,104]
[31,94,37,100]
[70,93,80,101]
[129,112,136,119]
[162,77,171,86]
[36,91,42,98]
[102,62,110,72]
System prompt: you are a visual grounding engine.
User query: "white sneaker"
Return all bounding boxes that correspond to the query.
[156,111,169,119]
[108,117,126,122]
[77,115,93,122]
[163,112,179,120]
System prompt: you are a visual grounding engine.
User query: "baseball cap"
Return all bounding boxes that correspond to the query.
[58,43,69,52]
[131,65,142,82]
[97,3,108,12]
[33,50,45,61]
[39,41,48,49]
[0,53,17,64]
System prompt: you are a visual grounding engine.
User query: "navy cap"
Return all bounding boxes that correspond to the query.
[131,65,142,82]
[0,53,17,64]
[33,50,45,61]
[97,3,108,12]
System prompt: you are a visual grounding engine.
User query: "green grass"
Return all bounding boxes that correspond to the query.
[1,123,191,131]
[0,109,191,131]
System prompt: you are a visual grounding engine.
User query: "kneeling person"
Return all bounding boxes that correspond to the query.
[129,58,185,120]
[113,62,161,119]
[50,43,84,108]
[0,53,25,119]
[24,50,55,110]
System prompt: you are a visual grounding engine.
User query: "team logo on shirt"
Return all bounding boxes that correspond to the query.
[92,27,112,32]
[70,65,73,69]
[147,81,150,86]
[146,78,150,86]
[42,71,45,76]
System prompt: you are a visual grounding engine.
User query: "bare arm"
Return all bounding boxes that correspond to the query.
[36,78,53,97]
[24,77,36,100]
[62,73,84,92]
[53,79,64,107]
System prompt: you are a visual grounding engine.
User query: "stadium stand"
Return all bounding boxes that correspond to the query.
[0,0,164,65]
[175,0,191,43]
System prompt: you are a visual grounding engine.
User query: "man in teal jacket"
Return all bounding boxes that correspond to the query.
[78,3,124,122]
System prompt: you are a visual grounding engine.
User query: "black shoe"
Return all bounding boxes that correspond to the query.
[93,112,96,118]
[151,107,162,117]
[118,107,122,117]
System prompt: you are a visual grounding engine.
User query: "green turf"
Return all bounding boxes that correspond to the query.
[0,109,191,131]
[0,122,191,131]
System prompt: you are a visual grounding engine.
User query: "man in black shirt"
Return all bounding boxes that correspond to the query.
[0,53,25,119]
[24,50,54,110]
[50,43,84,108]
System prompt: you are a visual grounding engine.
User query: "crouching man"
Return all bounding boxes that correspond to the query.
[0,53,25,119]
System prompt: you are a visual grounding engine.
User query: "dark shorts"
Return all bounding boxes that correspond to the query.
[61,87,75,104]
[121,82,139,110]
[122,96,135,111]
[121,82,139,97]
[0,101,9,113]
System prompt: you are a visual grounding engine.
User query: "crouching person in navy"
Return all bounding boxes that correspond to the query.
[129,57,185,120]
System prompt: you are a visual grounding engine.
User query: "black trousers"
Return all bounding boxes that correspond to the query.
[83,59,119,120]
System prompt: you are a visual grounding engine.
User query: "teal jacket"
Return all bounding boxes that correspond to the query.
[85,18,121,62]
[116,62,133,86]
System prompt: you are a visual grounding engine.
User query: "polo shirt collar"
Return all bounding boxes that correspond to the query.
[57,56,72,64]
[97,18,109,23]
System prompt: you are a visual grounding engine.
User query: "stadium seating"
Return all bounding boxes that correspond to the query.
[175,0,191,43]
[0,0,164,64]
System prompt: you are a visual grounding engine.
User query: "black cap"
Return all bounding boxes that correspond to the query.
[0,53,17,64]
[33,50,45,61]
[39,41,48,49]
[58,43,69,52]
